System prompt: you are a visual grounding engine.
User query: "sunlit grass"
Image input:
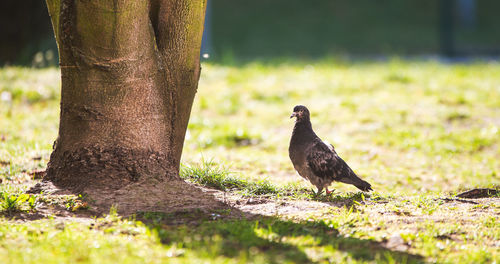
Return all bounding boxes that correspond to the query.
[180,159,297,196]
[183,59,500,194]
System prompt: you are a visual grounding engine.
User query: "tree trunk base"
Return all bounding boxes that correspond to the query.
[45,146,176,193]
[26,146,227,215]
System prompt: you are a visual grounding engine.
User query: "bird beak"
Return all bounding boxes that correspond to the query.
[290,112,297,119]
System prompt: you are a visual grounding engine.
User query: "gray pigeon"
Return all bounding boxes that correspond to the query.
[289,105,372,194]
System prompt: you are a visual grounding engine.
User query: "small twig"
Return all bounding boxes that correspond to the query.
[456,188,499,199]
[437,198,478,204]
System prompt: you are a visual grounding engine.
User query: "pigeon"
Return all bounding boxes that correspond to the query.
[289,105,372,194]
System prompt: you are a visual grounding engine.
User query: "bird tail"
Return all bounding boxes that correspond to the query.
[338,169,373,192]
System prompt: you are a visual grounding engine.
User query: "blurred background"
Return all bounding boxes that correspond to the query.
[2,0,499,66]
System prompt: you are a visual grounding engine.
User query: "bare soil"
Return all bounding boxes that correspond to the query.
[24,177,500,230]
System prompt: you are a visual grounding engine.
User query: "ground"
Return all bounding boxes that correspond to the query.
[0,59,499,263]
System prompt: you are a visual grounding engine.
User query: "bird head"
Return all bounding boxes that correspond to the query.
[290,105,310,121]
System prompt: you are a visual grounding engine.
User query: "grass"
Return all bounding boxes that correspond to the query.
[1,59,500,263]
[181,159,248,191]
[0,188,31,214]
[180,159,294,196]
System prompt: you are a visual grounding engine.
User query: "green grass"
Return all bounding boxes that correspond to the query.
[180,159,293,196]
[1,59,500,263]
[0,209,427,264]
[181,159,248,191]
[0,188,32,214]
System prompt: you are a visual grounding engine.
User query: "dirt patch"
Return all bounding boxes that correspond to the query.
[24,179,500,240]
[217,193,335,218]
[29,179,229,216]
[27,169,46,180]
[27,184,324,222]
[30,163,352,218]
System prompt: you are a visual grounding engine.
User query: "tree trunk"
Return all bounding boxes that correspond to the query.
[44,0,206,198]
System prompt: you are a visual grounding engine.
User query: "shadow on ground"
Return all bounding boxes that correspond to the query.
[13,179,425,263]
[136,209,424,263]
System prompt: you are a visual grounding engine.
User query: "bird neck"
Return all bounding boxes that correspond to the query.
[291,119,316,141]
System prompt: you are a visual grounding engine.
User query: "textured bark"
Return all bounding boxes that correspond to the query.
[44,0,206,194]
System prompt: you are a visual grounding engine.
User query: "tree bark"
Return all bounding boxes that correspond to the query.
[44,0,206,194]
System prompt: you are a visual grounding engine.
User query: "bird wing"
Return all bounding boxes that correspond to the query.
[307,139,373,192]
[306,139,339,179]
